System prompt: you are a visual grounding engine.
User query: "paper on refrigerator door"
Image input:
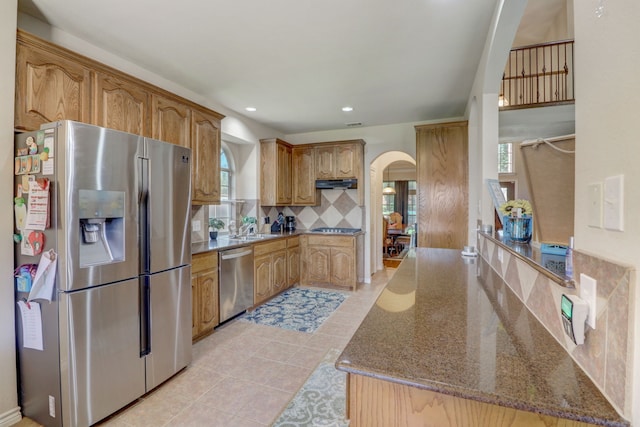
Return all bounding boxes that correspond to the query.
[17,300,44,351]
[24,177,50,230]
[28,250,57,302]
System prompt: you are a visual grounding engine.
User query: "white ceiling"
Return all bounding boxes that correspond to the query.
[17,0,568,135]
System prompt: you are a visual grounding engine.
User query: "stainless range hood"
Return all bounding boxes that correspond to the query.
[315,178,358,189]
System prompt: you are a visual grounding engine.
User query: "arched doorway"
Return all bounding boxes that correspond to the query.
[370,152,416,272]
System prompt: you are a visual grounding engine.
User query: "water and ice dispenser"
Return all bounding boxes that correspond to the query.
[78,190,125,267]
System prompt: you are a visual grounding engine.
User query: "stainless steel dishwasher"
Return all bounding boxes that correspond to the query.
[219,246,254,323]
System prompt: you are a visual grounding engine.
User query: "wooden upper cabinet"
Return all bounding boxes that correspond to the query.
[15,32,92,131]
[315,141,363,180]
[151,94,191,147]
[315,145,336,179]
[260,138,292,206]
[15,30,225,206]
[336,143,361,178]
[191,108,222,204]
[415,121,469,250]
[291,146,318,206]
[94,71,150,136]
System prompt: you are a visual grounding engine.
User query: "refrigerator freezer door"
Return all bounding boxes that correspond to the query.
[145,139,192,273]
[60,121,143,291]
[145,265,192,390]
[59,279,145,426]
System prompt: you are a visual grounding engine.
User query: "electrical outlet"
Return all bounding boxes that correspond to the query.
[579,273,597,329]
[192,220,201,232]
[49,395,55,417]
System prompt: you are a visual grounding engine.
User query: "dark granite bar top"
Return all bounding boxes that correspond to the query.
[335,248,627,426]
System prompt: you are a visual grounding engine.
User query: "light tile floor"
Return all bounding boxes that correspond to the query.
[15,268,393,427]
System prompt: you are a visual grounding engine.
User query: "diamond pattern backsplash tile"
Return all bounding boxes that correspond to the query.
[478,233,633,414]
[260,189,363,231]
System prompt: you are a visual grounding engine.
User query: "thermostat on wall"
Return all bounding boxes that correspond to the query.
[561,294,589,345]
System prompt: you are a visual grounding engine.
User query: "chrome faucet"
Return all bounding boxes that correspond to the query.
[247,223,257,236]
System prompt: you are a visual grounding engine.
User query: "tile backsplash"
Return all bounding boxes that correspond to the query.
[478,234,634,416]
[260,189,364,231]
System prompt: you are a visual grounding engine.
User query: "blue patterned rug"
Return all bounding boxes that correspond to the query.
[240,288,347,333]
[272,348,348,427]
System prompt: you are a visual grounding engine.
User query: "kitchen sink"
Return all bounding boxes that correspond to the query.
[228,234,279,241]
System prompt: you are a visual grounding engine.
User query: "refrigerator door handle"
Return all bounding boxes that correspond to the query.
[139,157,150,273]
[140,276,151,356]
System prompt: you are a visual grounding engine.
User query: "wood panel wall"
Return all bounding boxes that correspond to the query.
[415,121,468,249]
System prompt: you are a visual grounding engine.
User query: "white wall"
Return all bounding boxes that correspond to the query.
[0,3,20,427]
[573,0,640,422]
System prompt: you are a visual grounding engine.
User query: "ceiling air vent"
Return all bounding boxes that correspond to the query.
[345,122,362,127]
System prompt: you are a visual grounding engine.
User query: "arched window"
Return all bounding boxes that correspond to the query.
[209,146,234,232]
[220,148,230,200]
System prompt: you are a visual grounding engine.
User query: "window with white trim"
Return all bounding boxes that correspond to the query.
[209,147,233,232]
[498,143,514,174]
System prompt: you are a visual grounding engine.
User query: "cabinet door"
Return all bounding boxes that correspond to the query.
[416,121,468,249]
[199,268,218,333]
[151,94,191,147]
[330,248,355,288]
[272,250,287,295]
[276,143,292,204]
[335,144,358,178]
[94,72,150,136]
[292,146,318,205]
[307,247,331,283]
[315,146,335,179]
[254,254,272,305]
[15,37,92,131]
[287,246,300,287]
[191,108,221,204]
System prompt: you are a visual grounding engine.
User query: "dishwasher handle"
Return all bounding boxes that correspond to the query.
[221,249,253,260]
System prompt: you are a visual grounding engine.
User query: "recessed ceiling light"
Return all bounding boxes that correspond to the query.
[245,107,257,112]
[341,106,354,112]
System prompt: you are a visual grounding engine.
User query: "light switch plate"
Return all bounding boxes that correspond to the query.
[580,273,597,329]
[603,175,624,231]
[192,220,201,232]
[587,182,602,228]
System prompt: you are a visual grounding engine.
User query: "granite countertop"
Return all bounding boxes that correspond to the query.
[335,248,627,426]
[191,228,364,255]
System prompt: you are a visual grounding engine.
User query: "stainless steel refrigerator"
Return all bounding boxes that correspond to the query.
[14,121,192,426]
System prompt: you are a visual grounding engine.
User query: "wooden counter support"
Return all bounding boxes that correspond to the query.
[348,375,599,427]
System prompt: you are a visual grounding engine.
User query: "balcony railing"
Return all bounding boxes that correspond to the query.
[500,39,574,109]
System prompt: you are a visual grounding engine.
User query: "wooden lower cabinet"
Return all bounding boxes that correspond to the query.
[254,239,288,305]
[347,374,599,427]
[301,235,359,291]
[191,252,219,342]
[286,237,300,287]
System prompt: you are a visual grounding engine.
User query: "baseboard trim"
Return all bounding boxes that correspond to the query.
[0,406,22,427]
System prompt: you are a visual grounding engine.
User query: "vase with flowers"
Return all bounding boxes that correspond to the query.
[499,199,533,243]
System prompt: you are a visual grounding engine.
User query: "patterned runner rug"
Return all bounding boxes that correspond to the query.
[272,348,348,427]
[240,287,348,333]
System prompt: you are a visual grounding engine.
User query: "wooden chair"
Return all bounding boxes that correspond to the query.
[382,218,397,256]
[388,212,403,229]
